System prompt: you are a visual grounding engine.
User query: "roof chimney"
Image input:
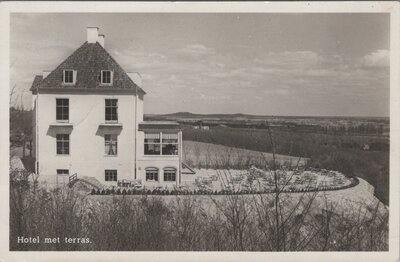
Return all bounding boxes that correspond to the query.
[87,27,99,43]
[128,72,142,87]
[42,70,51,78]
[98,34,105,47]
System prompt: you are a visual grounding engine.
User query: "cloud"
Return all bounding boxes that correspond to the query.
[178,44,216,57]
[149,53,167,59]
[11,24,389,116]
[270,89,290,96]
[199,93,232,101]
[255,51,324,69]
[305,69,337,77]
[362,49,389,68]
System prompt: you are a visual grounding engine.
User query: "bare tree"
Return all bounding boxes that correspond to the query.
[209,169,252,251]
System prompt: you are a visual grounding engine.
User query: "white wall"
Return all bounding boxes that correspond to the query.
[136,97,144,123]
[35,91,181,187]
[136,131,182,187]
[134,95,182,187]
[32,96,37,159]
[36,92,140,186]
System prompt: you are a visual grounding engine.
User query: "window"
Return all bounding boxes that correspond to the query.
[144,133,161,155]
[63,70,75,84]
[56,134,70,155]
[101,70,113,84]
[105,134,118,155]
[105,99,118,122]
[105,170,117,182]
[163,167,176,182]
[57,169,69,175]
[145,167,159,181]
[144,132,179,155]
[56,98,69,121]
[162,133,178,155]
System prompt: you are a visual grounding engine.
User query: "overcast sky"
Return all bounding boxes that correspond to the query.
[10,13,389,117]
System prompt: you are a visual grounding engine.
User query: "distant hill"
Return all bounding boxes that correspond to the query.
[146,112,269,120]
[145,112,389,122]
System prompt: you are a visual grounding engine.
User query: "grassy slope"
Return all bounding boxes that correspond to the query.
[183,140,308,168]
[182,128,389,205]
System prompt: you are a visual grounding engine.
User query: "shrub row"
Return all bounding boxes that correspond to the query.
[90,177,359,196]
[90,188,268,196]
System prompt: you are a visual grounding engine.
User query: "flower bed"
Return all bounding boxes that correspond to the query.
[90,176,359,196]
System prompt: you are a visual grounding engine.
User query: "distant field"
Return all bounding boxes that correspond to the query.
[183,140,308,169]
[182,127,389,205]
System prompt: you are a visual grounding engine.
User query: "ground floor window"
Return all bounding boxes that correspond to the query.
[145,167,159,181]
[163,167,176,182]
[105,169,117,181]
[57,169,69,175]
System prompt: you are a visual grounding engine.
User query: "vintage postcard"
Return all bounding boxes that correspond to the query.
[0,1,399,262]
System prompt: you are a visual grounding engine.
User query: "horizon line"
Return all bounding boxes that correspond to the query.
[145,111,390,119]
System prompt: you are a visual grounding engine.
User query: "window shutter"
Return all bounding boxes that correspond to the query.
[73,70,77,84]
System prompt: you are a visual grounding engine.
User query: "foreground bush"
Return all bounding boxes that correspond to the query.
[10,172,388,251]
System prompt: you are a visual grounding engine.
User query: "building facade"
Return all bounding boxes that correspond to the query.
[30,27,182,187]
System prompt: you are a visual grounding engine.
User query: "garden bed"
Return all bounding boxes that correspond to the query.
[90,168,359,196]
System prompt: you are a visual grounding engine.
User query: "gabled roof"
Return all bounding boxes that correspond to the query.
[30,42,145,95]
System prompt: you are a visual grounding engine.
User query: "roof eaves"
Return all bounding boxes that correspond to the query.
[30,75,43,93]
[138,121,181,131]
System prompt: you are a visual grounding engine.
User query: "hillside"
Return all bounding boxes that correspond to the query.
[183,140,308,168]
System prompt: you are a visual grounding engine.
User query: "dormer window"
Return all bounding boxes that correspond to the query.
[101,70,113,85]
[63,70,76,85]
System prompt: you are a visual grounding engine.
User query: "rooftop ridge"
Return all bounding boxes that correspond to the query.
[31,41,145,95]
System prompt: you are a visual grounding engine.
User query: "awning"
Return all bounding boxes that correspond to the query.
[99,122,123,127]
[139,121,181,131]
[49,122,73,127]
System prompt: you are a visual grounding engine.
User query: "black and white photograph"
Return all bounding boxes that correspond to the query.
[2,2,400,262]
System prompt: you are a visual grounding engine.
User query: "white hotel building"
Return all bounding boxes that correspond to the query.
[30,27,183,187]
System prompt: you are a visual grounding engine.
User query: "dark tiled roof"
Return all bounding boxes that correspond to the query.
[30,42,145,95]
[30,75,43,93]
[138,121,181,131]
